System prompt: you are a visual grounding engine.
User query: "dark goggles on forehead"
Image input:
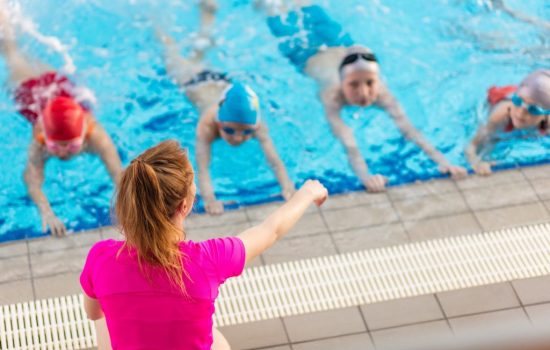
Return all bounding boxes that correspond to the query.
[339,52,378,72]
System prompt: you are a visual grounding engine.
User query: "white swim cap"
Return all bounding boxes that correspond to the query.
[339,45,379,79]
[517,69,550,110]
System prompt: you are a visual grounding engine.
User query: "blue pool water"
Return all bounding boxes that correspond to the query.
[0,0,549,242]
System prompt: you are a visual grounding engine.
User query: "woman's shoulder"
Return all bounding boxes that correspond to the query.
[86,239,124,259]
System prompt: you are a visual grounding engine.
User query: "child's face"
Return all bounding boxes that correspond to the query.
[217,122,257,146]
[510,94,547,129]
[341,70,380,107]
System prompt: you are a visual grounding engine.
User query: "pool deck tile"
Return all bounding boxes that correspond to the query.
[320,191,389,211]
[283,307,366,343]
[404,212,482,241]
[291,332,374,350]
[436,282,520,318]
[520,164,550,180]
[360,295,444,331]
[33,272,82,300]
[455,168,525,190]
[461,181,538,211]
[332,223,409,252]
[218,318,289,350]
[524,303,550,328]
[0,255,31,283]
[392,192,469,221]
[388,179,458,201]
[262,233,337,264]
[474,202,550,231]
[528,177,550,201]
[321,201,398,231]
[370,320,453,350]
[512,276,550,305]
[30,246,90,278]
[0,241,28,259]
[0,279,34,304]
[187,222,252,241]
[448,308,531,337]
[28,229,101,254]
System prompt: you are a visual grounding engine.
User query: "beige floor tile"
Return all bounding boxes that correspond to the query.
[101,226,123,240]
[0,255,31,283]
[262,233,337,264]
[321,191,389,210]
[283,307,366,343]
[292,332,374,350]
[322,202,398,232]
[28,230,101,254]
[456,169,525,190]
[525,303,550,328]
[0,241,28,259]
[34,272,81,300]
[186,222,252,241]
[404,212,482,241]
[461,182,538,211]
[521,164,550,180]
[474,203,550,231]
[361,295,444,330]
[388,179,458,201]
[437,283,520,317]
[185,209,248,229]
[449,308,530,337]
[30,246,89,278]
[371,321,453,350]
[512,275,550,305]
[393,192,469,221]
[219,318,288,349]
[0,279,34,304]
[332,223,408,252]
[263,346,291,350]
[251,211,329,238]
[529,177,550,200]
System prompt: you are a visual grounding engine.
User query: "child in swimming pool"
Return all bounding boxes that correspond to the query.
[0,2,122,236]
[466,70,550,175]
[157,0,295,215]
[256,0,467,192]
[81,140,328,350]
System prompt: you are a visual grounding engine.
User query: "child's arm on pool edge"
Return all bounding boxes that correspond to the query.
[195,134,224,215]
[238,180,328,264]
[322,92,388,192]
[255,124,296,200]
[376,88,467,180]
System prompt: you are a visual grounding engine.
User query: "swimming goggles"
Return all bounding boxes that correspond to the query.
[221,126,255,136]
[511,94,550,116]
[339,52,378,72]
[45,137,84,154]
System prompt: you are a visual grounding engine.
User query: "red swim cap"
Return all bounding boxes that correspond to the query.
[42,96,85,141]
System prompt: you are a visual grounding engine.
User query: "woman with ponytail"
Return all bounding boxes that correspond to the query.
[80,140,328,350]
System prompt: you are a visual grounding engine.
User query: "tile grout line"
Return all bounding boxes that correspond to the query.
[453,178,486,232]
[386,192,413,243]
[356,305,378,348]
[521,170,550,217]
[507,280,534,325]
[434,293,455,336]
[25,240,37,300]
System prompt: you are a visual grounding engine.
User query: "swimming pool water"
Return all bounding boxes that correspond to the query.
[1,0,549,242]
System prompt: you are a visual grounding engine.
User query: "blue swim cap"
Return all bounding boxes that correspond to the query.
[217,83,260,125]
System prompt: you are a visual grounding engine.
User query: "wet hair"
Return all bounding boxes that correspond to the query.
[115,140,194,293]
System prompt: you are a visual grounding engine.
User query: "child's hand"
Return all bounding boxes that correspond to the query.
[473,162,493,176]
[205,199,224,215]
[439,164,468,180]
[363,174,388,193]
[300,180,328,207]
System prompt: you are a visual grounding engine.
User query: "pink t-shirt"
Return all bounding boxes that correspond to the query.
[80,237,246,350]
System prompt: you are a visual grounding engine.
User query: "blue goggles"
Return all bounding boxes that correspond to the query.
[221,126,255,136]
[511,94,550,116]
